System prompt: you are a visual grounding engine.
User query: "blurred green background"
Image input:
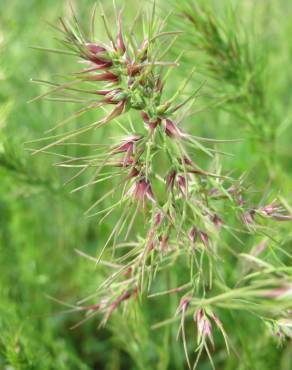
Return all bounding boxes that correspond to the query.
[0,0,291,369]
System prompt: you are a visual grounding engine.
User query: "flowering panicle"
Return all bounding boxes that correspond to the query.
[31,4,292,369]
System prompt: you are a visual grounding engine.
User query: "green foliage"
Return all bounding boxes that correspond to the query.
[0,1,291,370]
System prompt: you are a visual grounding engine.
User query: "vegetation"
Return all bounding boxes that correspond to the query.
[0,1,291,369]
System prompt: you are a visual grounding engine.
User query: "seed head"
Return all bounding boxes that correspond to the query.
[132,178,155,205]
